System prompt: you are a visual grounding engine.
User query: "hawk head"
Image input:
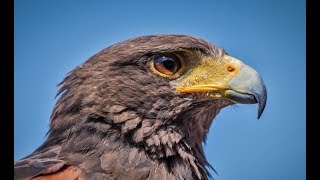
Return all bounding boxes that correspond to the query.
[15,34,267,179]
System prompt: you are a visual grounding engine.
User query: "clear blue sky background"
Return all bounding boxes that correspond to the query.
[14,0,305,179]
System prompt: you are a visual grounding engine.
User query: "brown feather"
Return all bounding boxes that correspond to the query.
[32,166,82,180]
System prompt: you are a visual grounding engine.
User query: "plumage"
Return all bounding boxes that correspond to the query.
[14,34,267,180]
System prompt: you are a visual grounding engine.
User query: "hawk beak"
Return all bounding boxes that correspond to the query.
[226,64,267,119]
[175,55,267,119]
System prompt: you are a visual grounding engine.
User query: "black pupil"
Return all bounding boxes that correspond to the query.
[156,56,179,71]
[161,57,175,70]
[153,55,181,75]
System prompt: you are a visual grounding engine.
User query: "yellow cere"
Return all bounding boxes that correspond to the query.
[174,55,243,93]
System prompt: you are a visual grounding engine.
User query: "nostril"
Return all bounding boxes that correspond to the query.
[227,66,235,72]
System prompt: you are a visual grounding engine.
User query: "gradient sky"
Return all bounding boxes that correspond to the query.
[14,0,305,179]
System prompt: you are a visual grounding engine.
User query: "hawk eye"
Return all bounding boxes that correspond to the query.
[153,55,181,75]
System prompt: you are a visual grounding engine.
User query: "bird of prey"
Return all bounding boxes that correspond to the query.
[14,34,267,180]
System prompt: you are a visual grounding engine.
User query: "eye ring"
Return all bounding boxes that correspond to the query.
[150,53,186,78]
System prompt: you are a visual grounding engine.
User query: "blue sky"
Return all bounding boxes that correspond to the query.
[14,0,305,179]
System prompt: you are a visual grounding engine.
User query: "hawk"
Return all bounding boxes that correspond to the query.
[14,34,267,179]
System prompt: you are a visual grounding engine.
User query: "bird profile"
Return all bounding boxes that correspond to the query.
[14,34,267,180]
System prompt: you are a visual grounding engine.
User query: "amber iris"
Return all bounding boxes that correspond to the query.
[153,55,181,75]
